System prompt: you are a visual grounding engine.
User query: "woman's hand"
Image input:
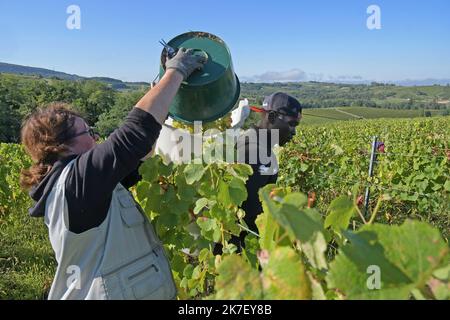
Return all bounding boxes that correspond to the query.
[165,47,207,81]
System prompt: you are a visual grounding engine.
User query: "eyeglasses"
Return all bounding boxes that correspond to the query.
[66,127,98,141]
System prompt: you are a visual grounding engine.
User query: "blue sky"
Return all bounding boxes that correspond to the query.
[0,0,449,82]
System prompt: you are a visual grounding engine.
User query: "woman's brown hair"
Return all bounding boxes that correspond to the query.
[20,103,81,190]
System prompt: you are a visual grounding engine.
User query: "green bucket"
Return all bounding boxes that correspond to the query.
[159,31,240,124]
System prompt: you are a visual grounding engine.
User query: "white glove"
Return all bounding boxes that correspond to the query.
[231,99,251,128]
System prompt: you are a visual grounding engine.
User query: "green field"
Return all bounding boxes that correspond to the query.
[300,107,442,125]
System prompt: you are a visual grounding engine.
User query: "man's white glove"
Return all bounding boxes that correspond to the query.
[231,99,251,128]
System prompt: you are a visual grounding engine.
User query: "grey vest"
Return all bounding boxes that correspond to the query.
[44,160,177,300]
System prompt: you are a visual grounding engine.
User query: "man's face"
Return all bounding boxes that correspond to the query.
[269,112,302,146]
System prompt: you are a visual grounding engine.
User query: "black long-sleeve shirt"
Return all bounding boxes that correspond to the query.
[240,126,278,232]
[241,163,278,232]
[29,108,162,234]
[215,128,278,254]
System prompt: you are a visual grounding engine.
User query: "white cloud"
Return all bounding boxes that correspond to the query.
[241,68,365,83]
[256,68,307,82]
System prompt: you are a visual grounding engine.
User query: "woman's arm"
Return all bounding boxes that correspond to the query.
[64,50,206,233]
[135,69,183,124]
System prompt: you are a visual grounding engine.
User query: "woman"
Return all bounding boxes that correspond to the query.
[20,49,206,300]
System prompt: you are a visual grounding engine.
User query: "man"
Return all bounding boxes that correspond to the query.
[234,92,302,250]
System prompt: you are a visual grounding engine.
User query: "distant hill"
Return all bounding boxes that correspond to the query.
[0,62,149,90]
[0,62,82,81]
[2,62,450,110]
[390,79,450,86]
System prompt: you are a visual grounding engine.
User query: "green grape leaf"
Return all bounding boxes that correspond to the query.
[213,255,263,299]
[144,183,163,213]
[160,185,177,213]
[139,157,160,182]
[213,227,222,243]
[135,181,150,202]
[198,248,210,263]
[158,161,174,177]
[197,169,216,198]
[307,272,327,300]
[262,247,312,299]
[194,198,209,215]
[210,204,226,220]
[175,171,197,199]
[428,276,449,300]
[197,217,216,232]
[256,185,279,251]
[278,204,328,270]
[184,163,207,185]
[282,193,308,207]
[220,210,241,236]
[327,220,449,299]
[158,212,179,229]
[325,196,356,233]
[299,231,329,271]
[183,264,194,278]
[258,185,328,269]
[227,164,253,181]
[192,265,202,280]
[228,177,248,206]
[196,217,220,242]
[169,197,190,216]
[433,264,450,280]
[218,177,248,207]
[242,234,260,269]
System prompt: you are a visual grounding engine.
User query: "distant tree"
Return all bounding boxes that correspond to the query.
[0,103,21,142]
[72,80,116,124]
[0,75,23,142]
[95,90,144,137]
